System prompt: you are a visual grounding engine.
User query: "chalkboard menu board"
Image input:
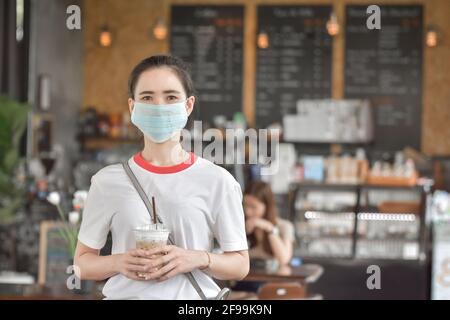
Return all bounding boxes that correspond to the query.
[345,5,423,151]
[255,5,332,129]
[170,5,244,125]
[38,221,71,285]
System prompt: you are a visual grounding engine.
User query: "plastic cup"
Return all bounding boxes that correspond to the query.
[133,223,170,278]
[134,223,170,250]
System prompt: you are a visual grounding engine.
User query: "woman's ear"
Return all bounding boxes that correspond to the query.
[186,96,195,117]
[128,98,134,114]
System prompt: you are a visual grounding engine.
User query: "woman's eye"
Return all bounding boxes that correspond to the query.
[142,96,152,101]
[167,96,178,102]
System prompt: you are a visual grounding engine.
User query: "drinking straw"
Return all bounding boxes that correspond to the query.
[152,196,157,228]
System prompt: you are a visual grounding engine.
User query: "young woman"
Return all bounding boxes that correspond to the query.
[243,181,294,266]
[74,55,249,300]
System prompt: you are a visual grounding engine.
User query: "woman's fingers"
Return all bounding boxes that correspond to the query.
[146,252,175,269]
[143,245,174,257]
[253,218,265,228]
[126,263,148,273]
[128,249,150,257]
[123,249,183,281]
[123,269,147,281]
[120,246,179,280]
[145,261,178,281]
[128,256,152,267]
[157,266,181,282]
[128,253,174,272]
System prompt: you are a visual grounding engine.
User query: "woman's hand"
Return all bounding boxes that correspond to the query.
[113,249,156,281]
[138,245,209,282]
[254,218,275,232]
[247,218,274,233]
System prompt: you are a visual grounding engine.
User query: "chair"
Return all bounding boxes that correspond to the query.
[302,264,324,284]
[257,282,306,300]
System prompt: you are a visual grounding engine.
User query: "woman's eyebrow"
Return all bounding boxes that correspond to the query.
[163,90,181,94]
[138,90,181,95]
[139,90,154,95]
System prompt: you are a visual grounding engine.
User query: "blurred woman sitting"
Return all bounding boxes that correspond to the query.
[243,181,294,266]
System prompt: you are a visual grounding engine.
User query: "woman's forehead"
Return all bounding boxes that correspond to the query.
[135,67,184,93]
[244,195,262,203]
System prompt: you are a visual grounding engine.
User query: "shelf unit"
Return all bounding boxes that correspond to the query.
[288,181,432,260]
[287,181,433,299]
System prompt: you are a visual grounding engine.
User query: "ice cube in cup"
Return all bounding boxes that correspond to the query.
[133,223,170,250]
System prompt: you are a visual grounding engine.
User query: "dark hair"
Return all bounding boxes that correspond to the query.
[244,181,279,256]
[128,55,195,99]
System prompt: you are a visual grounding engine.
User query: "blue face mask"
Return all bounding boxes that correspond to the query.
[131,100,188,143]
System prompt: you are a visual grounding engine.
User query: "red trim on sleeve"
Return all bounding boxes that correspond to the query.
[133,152,197,174]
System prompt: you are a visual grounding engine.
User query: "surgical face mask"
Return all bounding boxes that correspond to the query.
[131,99,188,143]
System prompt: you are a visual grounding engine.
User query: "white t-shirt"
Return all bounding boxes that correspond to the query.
[77,152,248,300]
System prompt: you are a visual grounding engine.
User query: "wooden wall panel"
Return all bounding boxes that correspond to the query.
[82,0,450,155]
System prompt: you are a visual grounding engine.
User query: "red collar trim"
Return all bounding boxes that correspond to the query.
[133,152,197,174]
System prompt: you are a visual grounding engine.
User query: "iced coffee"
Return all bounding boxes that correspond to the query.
[133,223,170,278]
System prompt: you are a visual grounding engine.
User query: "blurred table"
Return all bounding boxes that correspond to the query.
[229,263,324,300]
[0,283,103,300]
[0,265,323,300]
[244,263,323,284]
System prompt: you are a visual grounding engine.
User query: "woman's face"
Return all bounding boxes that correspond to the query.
[243,195,266,220]
[128,67,195,114]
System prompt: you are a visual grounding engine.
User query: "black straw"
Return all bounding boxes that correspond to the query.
[152,196,157,228]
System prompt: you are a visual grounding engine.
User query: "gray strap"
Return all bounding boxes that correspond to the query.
[121,161,208,300]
